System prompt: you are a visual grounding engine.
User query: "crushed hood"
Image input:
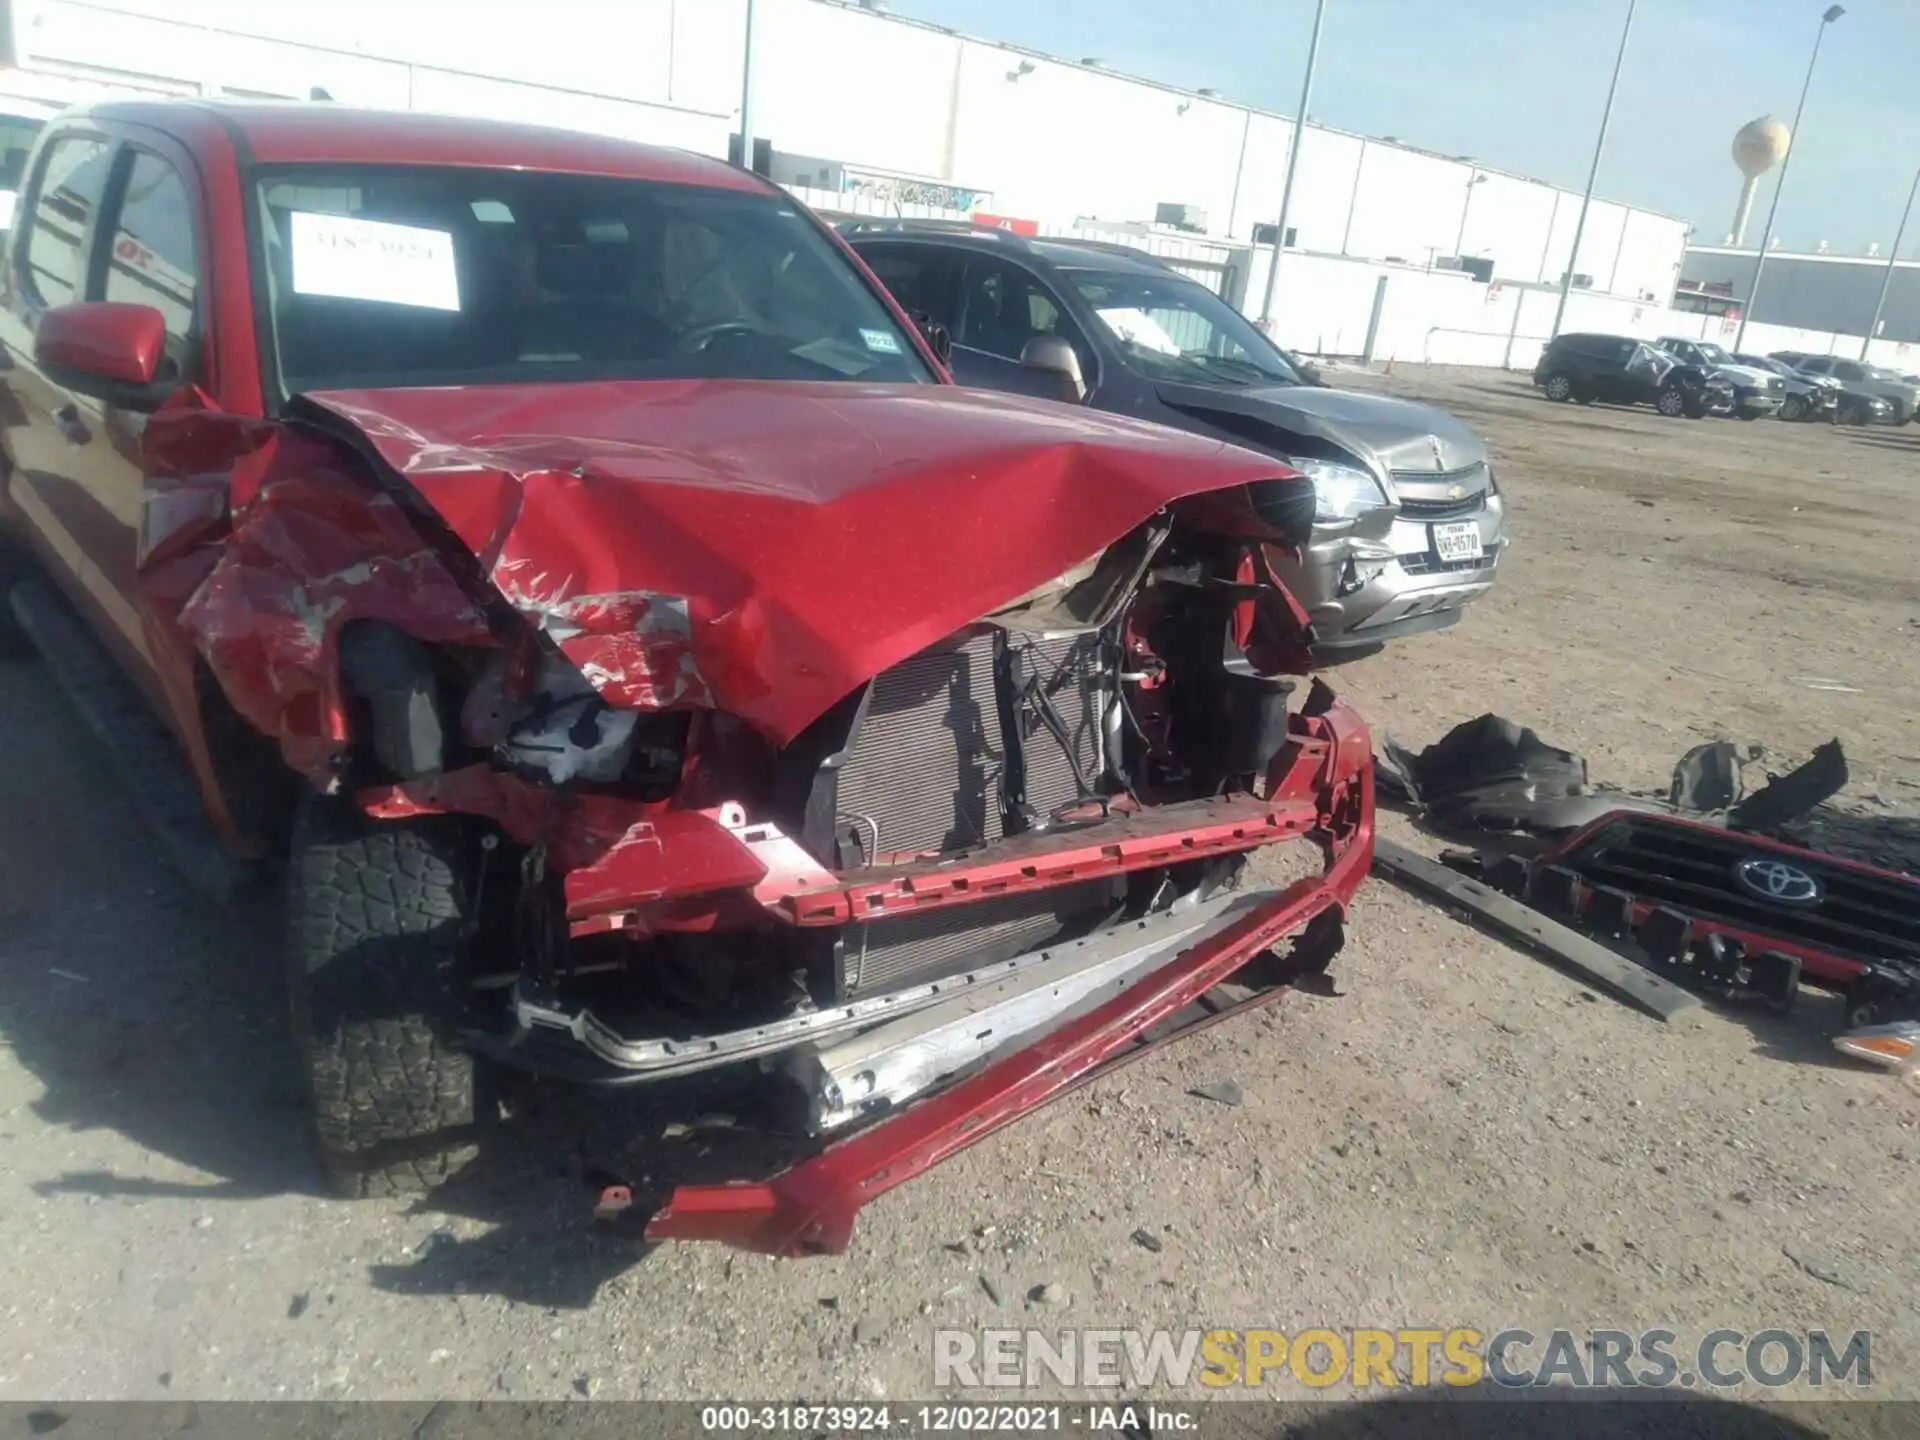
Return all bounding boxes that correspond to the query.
[1151,380,1487,483]
[296,380,1296,744]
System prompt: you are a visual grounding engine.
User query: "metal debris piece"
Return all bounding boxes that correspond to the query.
[1372,838,1701,1022]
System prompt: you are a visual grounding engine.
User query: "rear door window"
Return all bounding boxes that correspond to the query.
[23,134,113,307]
[856,244,962,329]
[956,257,1092,374]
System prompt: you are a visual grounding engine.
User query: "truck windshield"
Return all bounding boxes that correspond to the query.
[1064,269,1300,386]
[253,166,933,396]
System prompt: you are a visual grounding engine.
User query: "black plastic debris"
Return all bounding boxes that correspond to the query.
[1376,714,1588,830]
[1378,716,1848,839]
[1729,739,1850,834]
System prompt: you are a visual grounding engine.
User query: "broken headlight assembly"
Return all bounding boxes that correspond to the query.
[1284,456,1390,523]
[461,647,689,796]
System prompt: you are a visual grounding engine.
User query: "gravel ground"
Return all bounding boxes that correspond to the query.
[1,364,1917,1425]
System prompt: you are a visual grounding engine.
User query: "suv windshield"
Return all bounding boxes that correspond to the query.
[1063,269,1300,386]
[1691,342,1735,365]
[253,166,933,396]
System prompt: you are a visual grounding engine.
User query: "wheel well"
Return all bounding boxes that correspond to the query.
[194,658,301,851]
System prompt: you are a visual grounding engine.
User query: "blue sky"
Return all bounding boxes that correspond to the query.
[886,0,1920,255]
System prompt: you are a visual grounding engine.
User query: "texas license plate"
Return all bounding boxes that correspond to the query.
[1432,522,1483,563]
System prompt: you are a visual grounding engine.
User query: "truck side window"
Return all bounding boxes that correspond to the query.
[104,152,199,357]
[23,136,112,307]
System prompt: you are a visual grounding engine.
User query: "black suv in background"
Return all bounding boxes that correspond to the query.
[1532,333,1734,418]
[1772,353,1917,424]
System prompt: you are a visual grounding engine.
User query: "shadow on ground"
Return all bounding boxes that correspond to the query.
[0,653,826,1310]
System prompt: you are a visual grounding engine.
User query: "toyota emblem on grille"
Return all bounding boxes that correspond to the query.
[1733,857,1823,906]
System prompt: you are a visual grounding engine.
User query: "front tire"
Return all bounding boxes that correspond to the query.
[287,795,488,1197]
[1655,386,1687,418]
[1542,372,1574,403]
[1779,394,1806,422]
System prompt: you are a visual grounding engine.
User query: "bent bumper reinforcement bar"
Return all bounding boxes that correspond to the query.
[644,705,1373,1255]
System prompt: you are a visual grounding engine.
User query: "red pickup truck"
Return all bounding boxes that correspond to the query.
[0,100,1371,1254]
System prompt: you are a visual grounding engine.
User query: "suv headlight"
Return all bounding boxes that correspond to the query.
[1285,456,1389,522]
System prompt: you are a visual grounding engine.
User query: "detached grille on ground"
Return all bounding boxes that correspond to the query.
[1553,815,1920,966]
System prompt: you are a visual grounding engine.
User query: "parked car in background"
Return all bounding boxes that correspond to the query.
[844,221,1508,664]
[1651,337,1783,420]
[0,101,1374,1238]
[1732,353,1840,423]
[1772,353,1916,423]
[1533,333,1735,418]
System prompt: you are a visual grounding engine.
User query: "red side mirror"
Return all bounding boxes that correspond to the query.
[35,301,167,387]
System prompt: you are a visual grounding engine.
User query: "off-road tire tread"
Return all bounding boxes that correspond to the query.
[287,796,481,1198]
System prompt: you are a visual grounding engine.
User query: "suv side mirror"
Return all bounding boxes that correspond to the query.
[34,301,179,411]
[1019,334,1087,403]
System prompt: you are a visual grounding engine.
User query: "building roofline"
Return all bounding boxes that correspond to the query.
[813,0,1691,227]
[1685,243,1919,268]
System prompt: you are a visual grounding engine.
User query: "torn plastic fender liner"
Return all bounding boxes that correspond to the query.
[645,698,1374,1255]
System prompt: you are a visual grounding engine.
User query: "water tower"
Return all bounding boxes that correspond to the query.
[1730,117,1791,247]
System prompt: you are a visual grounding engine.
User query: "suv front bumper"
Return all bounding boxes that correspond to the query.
[1277,508,1508,661]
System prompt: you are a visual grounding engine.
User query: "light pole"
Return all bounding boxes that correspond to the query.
[1861,164,1919,361]
[737,0,760,172]
[1733,3,1846,353]
[1258,0,1329,326]
[1455,171,1486,258]
[1550,0,1637,341]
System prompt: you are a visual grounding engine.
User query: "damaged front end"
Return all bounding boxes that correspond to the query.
[142,382,1372,1249]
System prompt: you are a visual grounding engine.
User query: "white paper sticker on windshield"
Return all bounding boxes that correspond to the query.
[289,211,461,311]
[859,328,903,355]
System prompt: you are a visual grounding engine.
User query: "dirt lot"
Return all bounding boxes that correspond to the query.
[1,365,1917,1421]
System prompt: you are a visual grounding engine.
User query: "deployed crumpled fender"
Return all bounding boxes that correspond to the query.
[290,380,1309,746]
[136,390,492,783]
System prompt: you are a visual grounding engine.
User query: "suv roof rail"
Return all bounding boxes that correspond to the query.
[1038,235,1178,270]
[835,217,1034,248]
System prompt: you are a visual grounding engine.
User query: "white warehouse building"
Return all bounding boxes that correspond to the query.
[0,0,1695,360]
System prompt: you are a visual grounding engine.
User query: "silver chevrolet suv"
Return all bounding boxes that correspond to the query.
[846,223,1510,662]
